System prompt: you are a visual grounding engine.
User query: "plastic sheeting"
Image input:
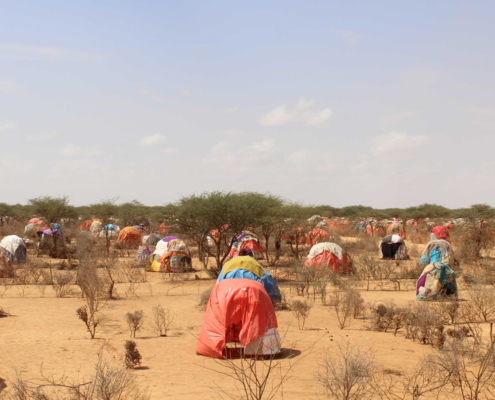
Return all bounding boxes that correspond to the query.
[197,279,279,359]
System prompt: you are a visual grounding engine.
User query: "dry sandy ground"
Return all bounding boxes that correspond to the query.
[0,240,492,399]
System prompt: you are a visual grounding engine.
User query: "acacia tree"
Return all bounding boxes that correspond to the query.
[89,198,119,254]
[169,191,282,277]
[28,195,77,223]
[118,200,150,228]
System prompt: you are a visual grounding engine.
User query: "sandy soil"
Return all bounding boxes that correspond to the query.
[0,239,491,399]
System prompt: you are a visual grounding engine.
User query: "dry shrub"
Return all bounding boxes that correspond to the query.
[3,352,150,399]
[52,272,77,298]
[126,310,145,338]
[150,304,175,337]
[329,289,364,330]
[290,299,312,329]
[467,285,495,322]
[124,340,142,369]
[198,286,214,310]
[316,340,375,400]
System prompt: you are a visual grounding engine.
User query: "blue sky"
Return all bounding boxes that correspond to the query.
[1,1,494,207]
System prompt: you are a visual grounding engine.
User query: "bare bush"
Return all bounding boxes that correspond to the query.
[124,340,142,369]
[467,285,495,322]
[434,338,495,400]
[198,286,214,311]
[52,272,76,298]
[291,299,312,330]
[358,252,378,291]
[76,258,108,339]
[316,340,375,400]
[150,304,175,337]
[2,352,150,399]
[329,289,364,330]
[126,310,145,338]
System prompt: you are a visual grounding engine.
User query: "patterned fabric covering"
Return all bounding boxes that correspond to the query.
[228,231,264,259]
[0,235,27,262]
[417,262,458,301]
[420,240,454,266]
[90,221,103,236]
[0,247,13,277]
[155,238,191,272]
[379,235,409,260]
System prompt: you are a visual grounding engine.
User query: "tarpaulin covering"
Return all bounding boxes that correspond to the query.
[218,256,281,301]
[305,229,330,248]
[28,218,44,225]
[304,242,349,273]
[80,220,93,231]
[417,262,458,301]
[0,235,27,262]
[159,224,170,235]
[42,229,62,237]
[117,227,142,245]
[197,279,279,359]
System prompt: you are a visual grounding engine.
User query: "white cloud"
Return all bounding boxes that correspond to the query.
[140,134,167,146]
[380,109,420,125]
[287,150,310,164]
[259,97,333,127]
[181,89,194,97]
[462,105,495,130]
[329,29,362,45]
[0,121,15,131]
[58,144,104,158]
[204,138,277,166]
[25,133,59,143]
[0,78,20,94]
[162,147,179,155]
[370,132,429,154]
[0,44,101,61]
[225,106,238,114]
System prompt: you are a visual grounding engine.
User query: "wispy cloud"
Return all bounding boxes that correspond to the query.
[25,133,59,143]
[204,138,277,166]
[140,134,167,146]
[370,132,429,154]
[59,144,104,158]
[0,44,102,61]
[0,121,15,132]
[259,97,333,127]
[0,78,20,94]
[329,28,362,45]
